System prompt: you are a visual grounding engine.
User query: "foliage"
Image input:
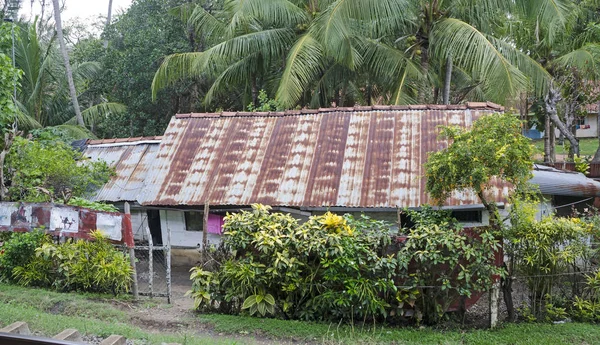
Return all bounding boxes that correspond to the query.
[0,229,48,281]
[247,90,279,112]
[189,204,398,323]
[425,113,534,220]
[574,155,591,175]
[12,230,132,295]
[397,207,504,324]
[67,197,119,212]
[5,137,114,203]
[81,0,196,138]
[188,204,501,325]
[0,22,21,129]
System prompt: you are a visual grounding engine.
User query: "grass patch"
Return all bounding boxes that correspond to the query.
[532,138,599,157]
[3,283,600,345]
[200,313,600,345]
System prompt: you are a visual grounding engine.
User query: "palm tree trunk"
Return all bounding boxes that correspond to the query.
[103,0,113,48]
[545,85,578,157]
[52,0,84,127]
[544,114,552,163]
[443,55,452,105]
[593,101,600,162]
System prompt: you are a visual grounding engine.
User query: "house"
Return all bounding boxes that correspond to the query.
[82,103,600,265]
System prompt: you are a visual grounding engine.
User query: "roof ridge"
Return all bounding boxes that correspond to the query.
[87,136,163,145]
[175,102,504,119]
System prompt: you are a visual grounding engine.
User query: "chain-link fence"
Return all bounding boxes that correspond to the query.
[133,225,172,303]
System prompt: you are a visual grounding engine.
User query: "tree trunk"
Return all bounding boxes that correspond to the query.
[417,47,429,103]
[550,123,556,163]
[545,85,578,157]
[592,101,600,162]
[52,0,84,127]
[443,55,452,105]
[544,113,551,163]
[103,0,113,48]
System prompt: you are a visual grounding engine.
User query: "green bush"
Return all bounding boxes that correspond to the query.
[188,204,501,325]
[10,231,132,295]
[0,230,49,281]
[6,137,114,203]
[397,207,504,324]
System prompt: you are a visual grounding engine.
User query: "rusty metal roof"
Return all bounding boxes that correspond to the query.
[531,164,600,197]
[139,104,509,208]
[83,138,161,202]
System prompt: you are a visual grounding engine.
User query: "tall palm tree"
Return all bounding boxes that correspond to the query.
[14,19,126,136]
[52,0,84,126]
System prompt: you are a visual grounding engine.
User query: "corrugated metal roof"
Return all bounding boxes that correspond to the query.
[530,164,600,197]
[139,104,509,208]
[83,138,161,202]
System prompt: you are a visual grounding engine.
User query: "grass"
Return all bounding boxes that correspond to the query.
[2,283,600,344]
[200,314,600,344]
[532,138,599,157]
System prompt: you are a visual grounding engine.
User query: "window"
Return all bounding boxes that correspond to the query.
[576,116,586,126]
[184,212,203,232]
[450,210,482,223]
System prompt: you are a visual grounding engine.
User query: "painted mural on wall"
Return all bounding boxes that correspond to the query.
[50,208,79,232]
[0,202,134,247]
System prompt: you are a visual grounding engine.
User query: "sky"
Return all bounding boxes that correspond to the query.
[20,0,134,24]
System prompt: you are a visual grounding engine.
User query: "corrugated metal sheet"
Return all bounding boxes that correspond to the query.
[139,103,509,208]
[530,164,600,197]
[83,137,161,202]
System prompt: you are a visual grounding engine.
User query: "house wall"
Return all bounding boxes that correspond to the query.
[159,209,221,248]
[553,113,598,138]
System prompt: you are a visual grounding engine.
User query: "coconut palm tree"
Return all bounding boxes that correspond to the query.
[153,0,561,109]
[52,0,84,126]
[14,19,126,137]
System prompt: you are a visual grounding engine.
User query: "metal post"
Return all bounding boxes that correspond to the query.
[144,226,153,298]
[202,203,209,249]
[166,225,172,304]
[124,202,138,299]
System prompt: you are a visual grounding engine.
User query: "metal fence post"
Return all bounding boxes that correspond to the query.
[144,226,154,298]
[124,202,138,299]
[166,225,172,304]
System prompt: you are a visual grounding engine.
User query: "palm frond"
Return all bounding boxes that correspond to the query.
[515,0,575,44]
[224,0,307,28]
[275,33,325,109]
[204,54,258,106]
[554,44,600,78]
[431,18,528,105]
[152,52,205,101]
[49,124,97,140]
[360,39,421,105]
[489,37,551,97]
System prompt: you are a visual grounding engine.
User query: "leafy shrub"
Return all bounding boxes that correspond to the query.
[6,137,114,203]
[188,204,501,325]
[0,230,49,281]
[11,231,131,295]
[397,207,504,324]
[67,197,119,212]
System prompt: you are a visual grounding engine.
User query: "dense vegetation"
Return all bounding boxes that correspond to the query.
[0,230,132,295]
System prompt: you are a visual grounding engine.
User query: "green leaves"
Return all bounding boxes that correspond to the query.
[425,112,534,210]
[242,291,276,316]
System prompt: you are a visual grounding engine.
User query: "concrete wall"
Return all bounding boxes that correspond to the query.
[159,209,220,248]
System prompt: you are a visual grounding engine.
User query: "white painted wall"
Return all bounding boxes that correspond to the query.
[159,210,221,248]
[553,114,598,138]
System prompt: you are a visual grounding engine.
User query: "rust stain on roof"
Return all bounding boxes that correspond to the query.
[139,104,507,208]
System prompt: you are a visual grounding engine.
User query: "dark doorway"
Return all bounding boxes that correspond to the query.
[147,210,163,246]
